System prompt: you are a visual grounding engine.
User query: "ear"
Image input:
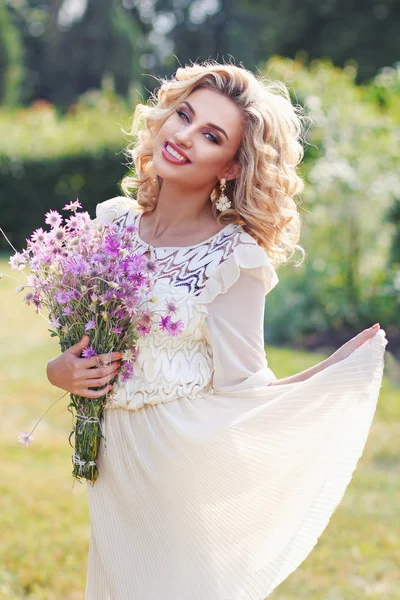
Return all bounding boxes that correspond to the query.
[221,160,241,182]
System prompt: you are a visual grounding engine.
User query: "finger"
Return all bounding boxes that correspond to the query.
[78,385,113,399]
[99,351,123,363]
[359,326,380,341]
[87,363,121,379]
[85,371,119,388]
[83,352,122,368]
[69,335,90,356]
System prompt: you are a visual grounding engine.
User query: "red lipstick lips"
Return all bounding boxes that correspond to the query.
[162,141,191,164]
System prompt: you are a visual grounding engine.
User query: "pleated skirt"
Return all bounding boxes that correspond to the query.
[85,330,387,600]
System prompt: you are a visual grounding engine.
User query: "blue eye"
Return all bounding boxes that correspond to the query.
[205,132,218,144]
[176,110,219,144]
[177,110,189,122]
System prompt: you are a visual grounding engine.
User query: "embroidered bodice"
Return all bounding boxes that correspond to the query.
[94,197,279,411]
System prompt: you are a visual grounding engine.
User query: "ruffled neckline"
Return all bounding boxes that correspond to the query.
[135,211,238,250]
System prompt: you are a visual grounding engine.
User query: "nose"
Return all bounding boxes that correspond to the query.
[174,128,193,148]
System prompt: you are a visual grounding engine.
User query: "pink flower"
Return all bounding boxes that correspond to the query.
[159,315,171,332]
[45,210,62,229]
[31,227,46,243]
[63,198,82,212]
[137,322,151,335]
[140,311,152,325]
[166,319,184,337]
[18,431,34,447]
[65,215,80,230]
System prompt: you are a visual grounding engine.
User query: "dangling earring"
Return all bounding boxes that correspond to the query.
[215,178,232,212]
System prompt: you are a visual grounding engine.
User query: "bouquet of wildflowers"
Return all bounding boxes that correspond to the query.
[1,199,184,484]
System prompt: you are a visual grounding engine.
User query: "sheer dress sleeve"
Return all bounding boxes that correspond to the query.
[202,253,279,394]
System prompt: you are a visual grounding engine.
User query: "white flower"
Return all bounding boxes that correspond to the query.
[9,252,27,271]
[122,349,134,362]
[49,316,61,330]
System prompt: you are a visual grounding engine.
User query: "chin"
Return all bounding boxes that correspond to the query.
[152,156,189,183]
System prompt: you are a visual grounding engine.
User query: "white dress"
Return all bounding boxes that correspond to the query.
[85,197,388,600]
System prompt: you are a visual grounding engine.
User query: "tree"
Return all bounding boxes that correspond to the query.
[0,3,24,106]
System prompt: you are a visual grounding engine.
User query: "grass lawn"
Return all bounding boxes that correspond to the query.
[0,259,399,599]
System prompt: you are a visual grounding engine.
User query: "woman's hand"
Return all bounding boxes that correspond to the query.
[269,323,382,386]
[323,323,382,369]
[46,335,121,398]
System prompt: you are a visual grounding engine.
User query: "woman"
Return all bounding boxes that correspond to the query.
[47,61,387,599]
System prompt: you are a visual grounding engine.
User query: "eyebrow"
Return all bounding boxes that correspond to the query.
[181,101,229,141]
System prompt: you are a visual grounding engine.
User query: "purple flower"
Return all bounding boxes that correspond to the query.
[33,293,42,312]
[130,272,146,286]
[166,319,184,337]
[84,319,96,332]
[45,210,62,229]
[165,300,178,314]
[18,431,34,447]
[62,306,73,316]
[102,290,115,302]
[159,315,172,332]
[63,198,82,212]
[112,327,123,335]
[90,252,107,265]
[123,255,147,276]
[81,346,96,359]
[104,234,120,258]
[23,291,34,305]
[120,361,134,383]
[56,290,70,304]
[145,260,158,274]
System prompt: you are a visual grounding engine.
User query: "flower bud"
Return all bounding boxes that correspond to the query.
[150,296,158,303]
[15,285,25,293]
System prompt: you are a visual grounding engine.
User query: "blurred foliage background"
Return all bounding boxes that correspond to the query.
[1,2,400,599]
[0,0,399,349]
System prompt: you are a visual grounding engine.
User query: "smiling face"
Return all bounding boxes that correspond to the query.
[152,87,244,192]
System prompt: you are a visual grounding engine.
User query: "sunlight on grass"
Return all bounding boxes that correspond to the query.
[0,259,399,599]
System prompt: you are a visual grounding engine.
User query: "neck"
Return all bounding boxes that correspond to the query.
[145,179,216,236]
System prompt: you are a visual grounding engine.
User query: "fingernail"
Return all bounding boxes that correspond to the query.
[371,323,380,329]
[117,353,122,359]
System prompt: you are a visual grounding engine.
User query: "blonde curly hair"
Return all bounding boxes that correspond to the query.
[121,60,307,267]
